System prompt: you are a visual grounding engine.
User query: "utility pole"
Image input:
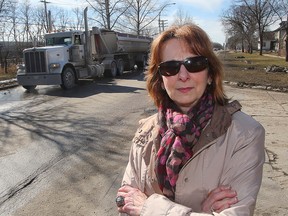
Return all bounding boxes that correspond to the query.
[48,10,52,33]
[161,20,168,32]
[40,0,50,33]
[158,3,176,34]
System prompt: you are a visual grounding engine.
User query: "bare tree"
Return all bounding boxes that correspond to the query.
[0,0,16,72]
[0,0,9,40]
[269,0,288,61]
[0,0,8,15]
[120,0,160,35]
[56,9,70,31]
[86,0,127,30]
[237,0,280,55]
[222,4,257,53]
[71,7,85,30]
[171,8,194,26]
[34,6,48,43]
[19,0,35,43]
[86,0,160,35]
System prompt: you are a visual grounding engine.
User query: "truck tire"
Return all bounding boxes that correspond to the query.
[61,67,76,89]
[117,59,124,76]
[23,85,36,91]
[104,61,117,77]
[136,56,147,70]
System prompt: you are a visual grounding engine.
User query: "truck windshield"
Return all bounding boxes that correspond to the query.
[46,37,72,46]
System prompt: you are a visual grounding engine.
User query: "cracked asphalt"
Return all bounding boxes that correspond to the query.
[0,80,287,215]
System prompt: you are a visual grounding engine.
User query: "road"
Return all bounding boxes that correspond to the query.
[0,72,287,215]
[0,72,155,216]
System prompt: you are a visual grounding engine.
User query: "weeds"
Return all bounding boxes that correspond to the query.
[0,64,17,81]
[219,51,288,90]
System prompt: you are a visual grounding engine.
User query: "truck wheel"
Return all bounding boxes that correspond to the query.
[104,61,117,77]
[117,59,124,76]
[23,85,36,91]
[136,57,147,70]
[61,67,76,89]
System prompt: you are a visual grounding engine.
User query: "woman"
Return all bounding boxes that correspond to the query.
[116,24,265,215]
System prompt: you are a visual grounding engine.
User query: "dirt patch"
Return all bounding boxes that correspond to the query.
[219,51,288,92]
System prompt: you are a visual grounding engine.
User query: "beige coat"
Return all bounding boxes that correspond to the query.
[121,101,265,216]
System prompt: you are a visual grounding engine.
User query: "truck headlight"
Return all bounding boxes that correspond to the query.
[49,63,60,69]
[17,64,25,70]
[17,64,25,74]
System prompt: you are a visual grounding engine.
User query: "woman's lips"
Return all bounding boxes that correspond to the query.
[177,87,194,93]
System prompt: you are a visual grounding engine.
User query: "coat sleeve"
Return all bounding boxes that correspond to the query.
[121,141,142,190]
[119,142,142,216]
[140,120,265,215]
[218,120,266,215]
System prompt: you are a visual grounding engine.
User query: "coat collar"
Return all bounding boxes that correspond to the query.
[135,100,242,164]
[193,100,241,153]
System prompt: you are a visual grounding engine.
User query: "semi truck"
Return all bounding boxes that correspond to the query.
[17,8,152,90]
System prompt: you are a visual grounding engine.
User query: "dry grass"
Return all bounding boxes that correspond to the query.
[0,64,17,81]
[219,51,288,91]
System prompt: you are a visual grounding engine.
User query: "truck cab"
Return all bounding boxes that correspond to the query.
[17,31,104,90]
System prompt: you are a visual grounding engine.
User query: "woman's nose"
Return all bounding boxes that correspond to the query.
[178,64,190,81]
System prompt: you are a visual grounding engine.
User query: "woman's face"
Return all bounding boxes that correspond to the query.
[160,38,210,113]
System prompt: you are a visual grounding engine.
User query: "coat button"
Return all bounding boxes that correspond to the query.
[184,177,189,182]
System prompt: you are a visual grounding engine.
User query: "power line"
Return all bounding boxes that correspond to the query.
[0,20,84,31]
[48,0,87,7]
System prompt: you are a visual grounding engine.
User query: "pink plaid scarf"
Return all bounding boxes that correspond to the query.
[156,90,214,200]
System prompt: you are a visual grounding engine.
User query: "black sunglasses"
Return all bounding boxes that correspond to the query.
[158,56,209,76]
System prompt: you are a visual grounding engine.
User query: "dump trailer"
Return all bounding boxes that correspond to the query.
[17,8,152,90]
[90,27,152,77]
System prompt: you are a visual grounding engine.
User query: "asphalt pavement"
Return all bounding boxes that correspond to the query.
[0,80,287,215]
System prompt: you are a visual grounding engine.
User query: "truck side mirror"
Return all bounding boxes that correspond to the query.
[75,35,81,45]
[33,37,38,47]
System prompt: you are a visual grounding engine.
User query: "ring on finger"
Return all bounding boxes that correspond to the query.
[115,195,125,207]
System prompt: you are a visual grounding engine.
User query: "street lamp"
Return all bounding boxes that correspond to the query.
[158,2,176,34]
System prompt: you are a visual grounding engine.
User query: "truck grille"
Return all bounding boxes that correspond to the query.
[24,51,47,73]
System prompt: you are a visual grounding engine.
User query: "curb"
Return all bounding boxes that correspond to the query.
[0,79,18,90]
[224,81,288,93]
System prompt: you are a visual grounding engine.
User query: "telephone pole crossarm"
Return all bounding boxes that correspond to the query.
[158,3,176,34]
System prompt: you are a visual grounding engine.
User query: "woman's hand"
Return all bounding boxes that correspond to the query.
[117,185,147,216]
[202,185,238,214]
